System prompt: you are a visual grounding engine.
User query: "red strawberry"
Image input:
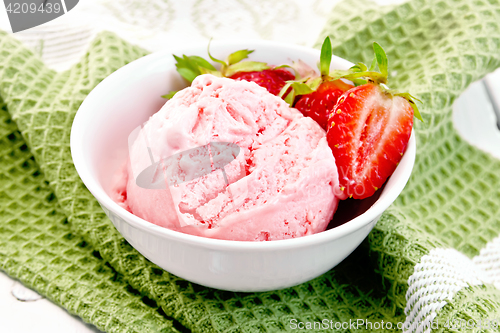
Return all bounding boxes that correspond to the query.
[294,79,353,129]
[328,83,414,199]
[229,68,295,96]
[279,37,421,199]
[278,37,353,130]
[278,38,421,199]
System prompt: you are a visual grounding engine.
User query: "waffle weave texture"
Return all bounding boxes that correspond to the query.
[1,0,500,332]
[0,98,179,332]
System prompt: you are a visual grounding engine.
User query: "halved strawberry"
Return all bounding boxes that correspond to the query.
[164,45,295,98]
[326,42,422,199]
[328,83,414,199]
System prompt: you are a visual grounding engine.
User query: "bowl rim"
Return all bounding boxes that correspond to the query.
[71,39,416,251]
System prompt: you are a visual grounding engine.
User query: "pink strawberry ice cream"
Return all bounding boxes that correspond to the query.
[112,74,346,241]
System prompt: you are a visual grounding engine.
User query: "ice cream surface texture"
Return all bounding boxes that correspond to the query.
[113,74,346,241]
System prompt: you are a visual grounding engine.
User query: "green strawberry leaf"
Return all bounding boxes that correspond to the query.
[319,37,332,77]
[273,64,294,72]
[173,55,197,75]
[172,54,214,82]
[278,82,293,99]
[290,82,314,96]
[274,64,292,69]
[278,76,323,106]
[307,77,322,91]
[224,61,269,77]
[373,42,388,78]
[351,62,368,72]
[328,69,352,80]
[173,54,188,68]
[199,67,223,76]
[177,67,199,83]
[181,55,202,74]
[351,78,368,86]
[187,55,216,71]
[226,49,254,65]
[329,69,387,84]
[162,91,178,99]
[395,92,423,122]
[284,90,295,105]
[326,44,389,84]
[408,99,423,122]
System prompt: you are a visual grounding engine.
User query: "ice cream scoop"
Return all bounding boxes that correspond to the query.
[114,75,345,241]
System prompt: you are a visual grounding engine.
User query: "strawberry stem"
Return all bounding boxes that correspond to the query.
[207,38,228,74]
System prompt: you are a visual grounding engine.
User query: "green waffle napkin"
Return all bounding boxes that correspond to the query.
[1,0,500,332]
[0,97,179,332]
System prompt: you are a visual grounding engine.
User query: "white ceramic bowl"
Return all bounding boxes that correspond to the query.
[71,40,416,292]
